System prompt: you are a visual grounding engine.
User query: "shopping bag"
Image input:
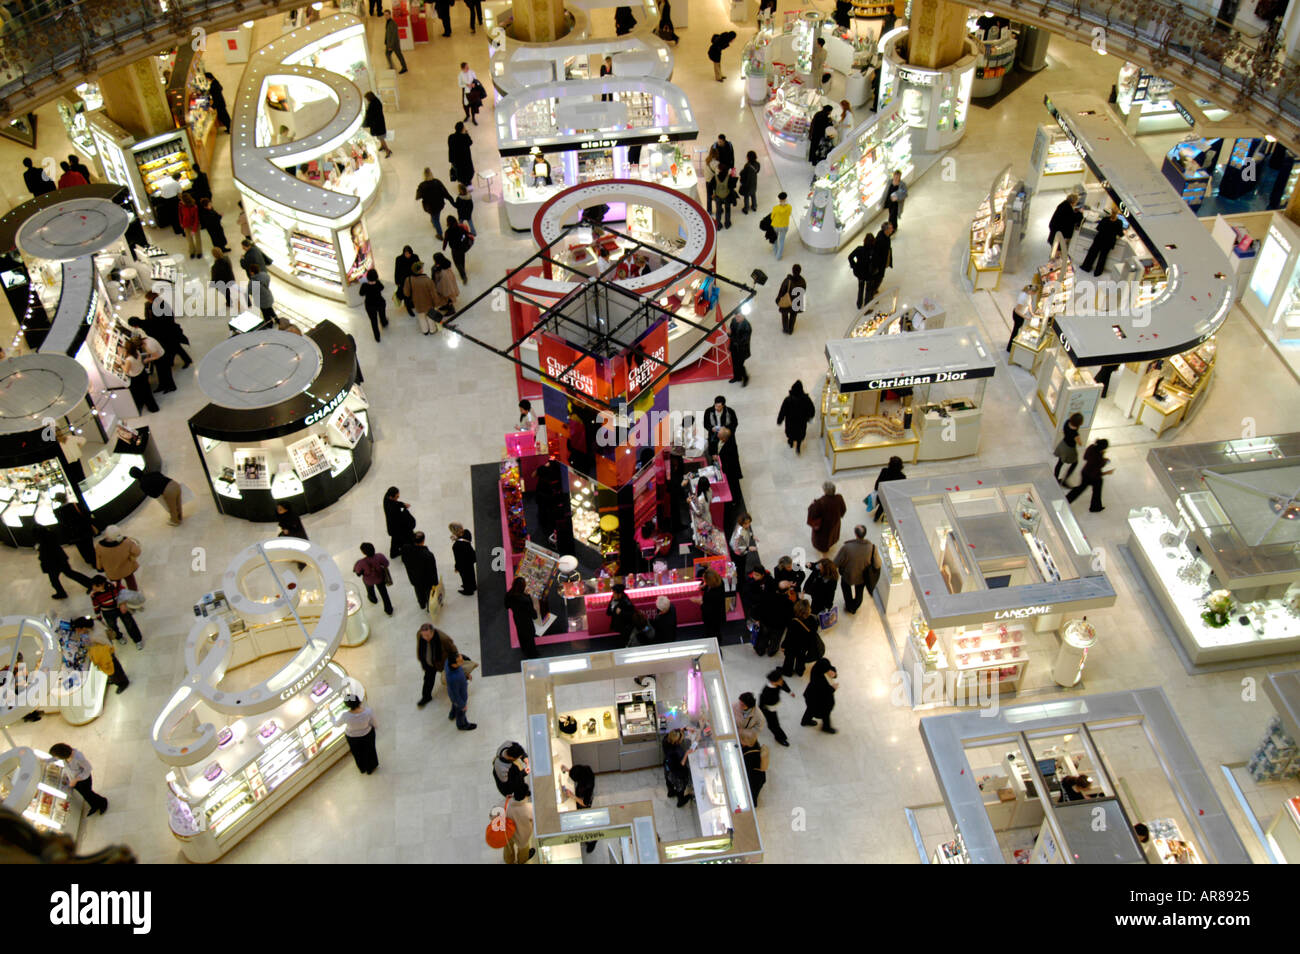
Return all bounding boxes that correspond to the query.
[819,607,838,630]
[428,581,446,621]
[863,492,875,514]
[116,589,146,609]
[758,744,771,771]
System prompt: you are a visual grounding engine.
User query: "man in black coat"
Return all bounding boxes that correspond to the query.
[869,221,894,299]
[1081,206,1125,276]
[434,0,453,36]
[703,396,738,456]
[715,134,735,177]
[141,291,192,368]
[447,122,474,186]
[848,232,876,309]
[451,524,477,595]
[1047,193,1083,250]
[727,314,752,386]
[401,532,440,609]
[22,158,55,197]
[416,168,455,238]
[53,494,97,567]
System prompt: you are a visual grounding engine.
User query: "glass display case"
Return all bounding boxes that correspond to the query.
[764,77,823,158]
[56,90,98,160]
[967,166,1024,288]
[0,749,84,841]
[878,29,976,153]
[133,129,197,201]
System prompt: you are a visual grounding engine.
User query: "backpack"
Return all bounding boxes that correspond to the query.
[458,223,475,249]
[485,797,516,848]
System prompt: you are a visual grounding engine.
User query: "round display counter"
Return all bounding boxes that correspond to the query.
[0,353,161,548]
[877,27,977,153]
[0,614,107,727]
[522,179,720,367]
[151,539,367,862]
[188,320,372,522]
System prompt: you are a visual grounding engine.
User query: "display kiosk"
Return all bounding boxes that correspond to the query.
[1,614,107,727]
[56,82,102,165]
[1026,122,1085,193]
[918,690,1250,864]
[487,20,677,98]
[231,15,379,305]
[822,323,993,472]
[967,165,1027,290]
[151,539,368,863]
[86,113,196,228]
[1242,214,1300,374]
[1127,435,1300,667]
[0,354,159,548]
[166,45,221,171]
[882,465,1115,709]
[798,99,913,252]
[1009,252,1073,372]
[970,29,1017,99]
[1114,62,1193,136]
[189,321,372,522]
[877,27,976,153]
[523,639,762,863]
[0,745,86,843]
[496,76,699,231]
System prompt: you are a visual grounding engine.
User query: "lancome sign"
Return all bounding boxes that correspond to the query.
[993,605,1054,620]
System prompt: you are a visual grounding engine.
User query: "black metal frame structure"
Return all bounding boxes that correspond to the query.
[441,221,757,411]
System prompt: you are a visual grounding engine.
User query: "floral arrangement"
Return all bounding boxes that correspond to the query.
[1201,589,1235,628]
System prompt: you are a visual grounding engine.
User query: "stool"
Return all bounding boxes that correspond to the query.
[118,267,144,297]
[477,169,497,200]
[377,69,399,110]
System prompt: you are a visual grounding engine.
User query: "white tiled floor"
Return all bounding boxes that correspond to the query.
[2,3,1298,864]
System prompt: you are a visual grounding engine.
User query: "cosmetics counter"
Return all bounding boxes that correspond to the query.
[1026,122,1085,193]
[821,323,993,473]
[799,99,913,252]
[970,31,1017,99]
[967,165,1027,290]
[1009,253,1072,372]
[152,539,368,863]
[1041,92,1233,368]
[189,322,372,523]
[1242,214,1300,375]
[524,639,762,863]
[56,82,103,164]
[0,354,159,549]
[87,113,196,227]
[1115,62,1192,136]
[1125,436,1300,667]
[1161,138,1218,211]
[0,746,86,843]
[882,465,1115,709]
[759,11,874,96]
[877,27,976,153]
[166,45,220,170]
[495,76,699,232]
[487,21,676,99]
[231,15,377,305]
[0,614,107,727]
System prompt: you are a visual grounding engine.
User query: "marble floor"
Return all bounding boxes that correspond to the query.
[1,2,1299,864]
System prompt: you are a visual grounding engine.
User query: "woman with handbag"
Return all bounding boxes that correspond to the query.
[442,215,474,283]
[801,657,838,733]
[336,696,379,773]
[781,599,820,678]
[353,542,394,616]
[803,559,839,617]
[384,487,417,557]
[776,264,806,334]
[504,576,540,658]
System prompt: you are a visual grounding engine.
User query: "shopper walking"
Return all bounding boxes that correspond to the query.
[807,480,847,553]
[493,741,530,797]
[383,10,408,73]
[362,92,392,157]
[204,73,231,131]
[808,104,834,163]
[88,630,129,694]
[178,192,202,258]
[455,183,476,236]
[48,743,108,815]
[359,268,388,341]
[615,5,637,34]
[713,169,735,229]
[399,532,440,611]
[872,454,906,522]
[727,311,751,385]
[450,523,477,594]
[276,502,308,539]
[129,465,183,525]
[781,600,820,677]
[431,254,460,314]
[240,236,272,276]
[384,487,416,557]
[416,170,454,238]
[434,0,453,35]
[53,494,97,568]
[703,395,738,456]
[504,576,540,658]
[1066,439,1113,513]
[394,246,420,315]
[811,37,828,91]
[1081,206,1124,277]
[94,526,141,593]
[22,157,55,196]
[353,542,394,615]
[883,169,908,229]
[442,215,474,283]
[803,558,839,616]
[338,696,379,773]
[656,0,679,41]
[445,652,478,730]
[90,576,144,647]
[458,62,481,121]
[448,121,474,186]
[777,380,816,453]
[122,340,158,413]
[210,247,237,308]
[465,0,484,32]
[833,525,878,614]
[500,791,534,863]
[195,198,228,253]
[776,264,807,334]
[801,657,838,732]
[1047,192,1083,249]
[416,623,449,706]
[402,261,440,334]
[57,161,87,189]
[759,669,795,746]
[770,192,793,260]
[1053,412,1085,485]
[245,263,277,322]
[35,528,92,599]
[848,231,877,309]
[870,221,894,296]
[738,150,760,214]
[707,31,736,82]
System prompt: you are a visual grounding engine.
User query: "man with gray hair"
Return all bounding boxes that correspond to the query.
[807,480,847,553]
[833,525,879,614]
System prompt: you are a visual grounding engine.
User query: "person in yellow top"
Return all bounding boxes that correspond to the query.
[80,619,130,695]
[769,192,793,260]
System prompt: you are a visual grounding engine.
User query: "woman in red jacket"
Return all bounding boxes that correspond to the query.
[178,192,202,259]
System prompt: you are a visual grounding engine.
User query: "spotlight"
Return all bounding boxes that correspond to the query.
[750,268,767,286]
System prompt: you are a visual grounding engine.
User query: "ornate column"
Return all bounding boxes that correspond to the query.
[98,61,174,141]
[907,0,969,69]
[511,0,569,42]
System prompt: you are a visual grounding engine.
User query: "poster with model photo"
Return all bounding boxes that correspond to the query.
[329,405,365,447]
[232,449,271,490]
[287,434,332,480]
